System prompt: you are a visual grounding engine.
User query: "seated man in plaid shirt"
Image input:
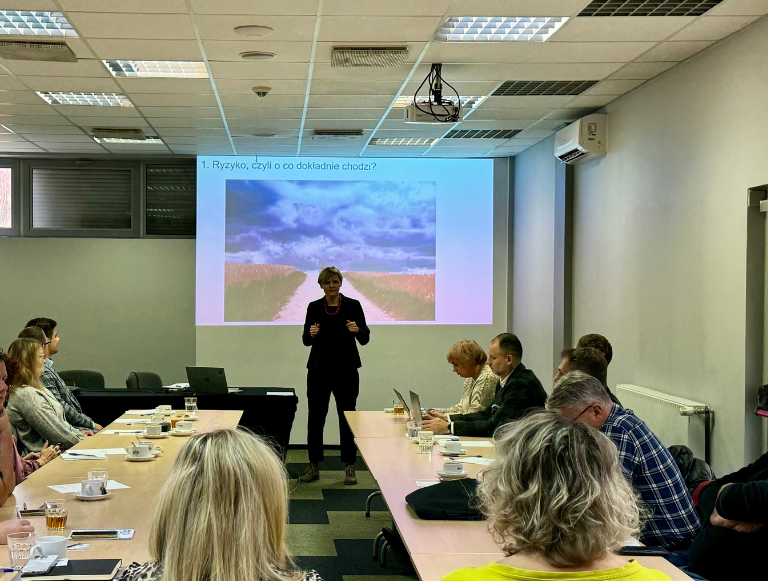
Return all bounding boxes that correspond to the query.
[21,318,102,433]
[547,371,700,549]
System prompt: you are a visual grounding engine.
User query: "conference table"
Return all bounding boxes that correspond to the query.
[347,411,694,581]
[0,409,243,578]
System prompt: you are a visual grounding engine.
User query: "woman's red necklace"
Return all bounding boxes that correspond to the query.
[325,295,341,315]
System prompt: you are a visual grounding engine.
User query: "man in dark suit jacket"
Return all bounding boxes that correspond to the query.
[423,333,546,437]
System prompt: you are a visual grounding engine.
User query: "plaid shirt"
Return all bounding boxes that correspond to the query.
[41,359,95,430]
[601,404,700,548]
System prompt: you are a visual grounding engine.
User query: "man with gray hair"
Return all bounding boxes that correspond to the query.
[547,371,700,550]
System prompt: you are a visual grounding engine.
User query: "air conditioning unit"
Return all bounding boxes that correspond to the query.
[554,114,606,164]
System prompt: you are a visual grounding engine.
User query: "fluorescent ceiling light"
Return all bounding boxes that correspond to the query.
[369,137,437,146]
[436,17,568,42]
[103,60,208,79]
[94,136,163,144]
[394,95,486,109]
[0,11,76,37]
[37,91,133,107]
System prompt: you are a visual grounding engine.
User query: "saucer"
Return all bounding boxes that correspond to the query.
[171,430,194,437]
[438,449,467,456]
[74,492,112,502]
[142,433,168,439]
[151,449,162,455]
[125,455,154,462]
[436,470,468,479]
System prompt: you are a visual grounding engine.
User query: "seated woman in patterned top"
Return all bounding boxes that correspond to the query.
[441,340,498,415]
[120,429,321,581]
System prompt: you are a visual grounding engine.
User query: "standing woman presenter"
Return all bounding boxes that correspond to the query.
[300,266,370,485]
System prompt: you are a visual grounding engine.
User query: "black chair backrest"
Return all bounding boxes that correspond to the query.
[57,370,105,390]
[126,371,163,391]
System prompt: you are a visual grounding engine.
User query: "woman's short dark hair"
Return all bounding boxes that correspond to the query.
[317,266,343,285]
[576,334,612,364]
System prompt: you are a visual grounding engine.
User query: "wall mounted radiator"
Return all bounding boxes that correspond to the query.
[615,384,713,464]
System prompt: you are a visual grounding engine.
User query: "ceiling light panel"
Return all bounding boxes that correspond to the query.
[580,0,723,16]
[0,11,76,37]
[436,17,568,42]
[94,136,163,144]
[493,80,599,96]
[37,92,133,107]
[394,95,487,109]
[369,137,438,146]
[103,60,209,79]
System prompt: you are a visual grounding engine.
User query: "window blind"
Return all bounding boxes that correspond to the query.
[31,167,132,230]
[0,167,11,229]
[145,164,196,236]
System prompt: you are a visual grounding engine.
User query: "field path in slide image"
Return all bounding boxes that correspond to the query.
[274,276,395,323]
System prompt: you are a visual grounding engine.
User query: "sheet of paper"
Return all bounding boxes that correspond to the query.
[434,435,459,441]
[266,391,293,396]
[456,440,495,448]
[415,480,440,487]
[101,429,144,434]
[66,448,127,455]
[61,452,107,461]
[457,456,494,466]
[48,480,130,494]
[125,409,158,415]
[113,419,151,424]
[66,544,89,550]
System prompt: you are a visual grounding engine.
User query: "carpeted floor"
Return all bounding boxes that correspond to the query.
[286,448,419,581]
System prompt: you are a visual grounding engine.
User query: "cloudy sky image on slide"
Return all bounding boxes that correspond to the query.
[225,180,436,274]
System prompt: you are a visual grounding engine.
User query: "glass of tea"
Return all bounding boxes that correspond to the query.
[45,500,68,531]
[393,404,404,415]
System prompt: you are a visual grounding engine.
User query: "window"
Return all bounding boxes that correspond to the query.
[0,167,10,229]
[145,163,196,236]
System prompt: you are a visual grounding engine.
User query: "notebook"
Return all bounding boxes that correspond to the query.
[15,559,121,581]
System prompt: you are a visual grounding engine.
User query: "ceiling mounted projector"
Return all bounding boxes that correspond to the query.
[405,102,462,124]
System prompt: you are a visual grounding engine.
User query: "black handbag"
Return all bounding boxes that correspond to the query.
[757,384,768,417]
[405,478,484,521]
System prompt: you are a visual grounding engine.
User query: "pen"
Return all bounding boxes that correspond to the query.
[14,506,19,519]
[448,454,482,458]
[3,567,14,572]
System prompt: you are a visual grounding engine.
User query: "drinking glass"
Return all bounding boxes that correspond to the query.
[170,414,183,429]
[406,421,419,439]
[45,500,68,531]
[8,531,35,570]
[393,404,404,415]
[184,397,198,414]
[418,430,434,455]
[87,469,108,483]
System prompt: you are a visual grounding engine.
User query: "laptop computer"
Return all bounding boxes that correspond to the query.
[409,390,423,423]
[393,388,411,418]
[185,367,229,394]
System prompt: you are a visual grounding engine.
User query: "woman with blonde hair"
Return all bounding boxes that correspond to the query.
[121,429,321,581]
[441,340,498,415]
[444,411,672,581]
[6,338,84,454]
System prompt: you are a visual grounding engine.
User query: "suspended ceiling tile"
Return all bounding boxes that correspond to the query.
[372,127,452,137]
[318,16,443,42]
[116,78,214,94]
[706,0,768,15]
[582,79,644,95]
[0,0,59,9]
[67,13,196,40]
[515,128,556,138]
[413,62,518,82]
[196,15,318,42]
[215,79,307,94]
[469,107,553,119]
[162,136,233,145]
[127,93,219,107]
[308,95,394,108]
[223,107,303,118]
[669,15,759,41]
[21,76,122,93]
[609,61,676,79]
[6,124,85,134]
[562,94,617,107]
[311,80,404,95]
[170,145,234,153]
[145,117,224,127]
[0,91,52,105]
[444,0,591,17]
[226,119,301,130]
[499,137,547,146]
[72,116,150,127]
[489,146,529,155]
[6,59,111,78]
[87,39,202,61]
[423,42,541,64]
[482,95,576,109]
[203,41,312,62]
[528,118,571,130]
[31,141,106,150]
[402,80,501,96]
[324,0,450,16]
[0,77,32,91]
[305,108,385,120]
[636,40,714,62]
[17,133,98,143]
[53,105,142,117]
[62,39,96,59]
[208,61,309,80]
[310,63,412,81]
[137,106,222,117]
[510,62,624,80]
[60,0,188,12]
[302,118,377,130]
[0,104,59,116]
[0,114,73,125]
[527,42,656,63]
[190,0,319,15]
[551,16,694,42]
[218,94,306,107]
[155,127,229,136]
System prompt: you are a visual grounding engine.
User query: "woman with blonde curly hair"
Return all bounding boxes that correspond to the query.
[120,428,321,581]
[444,411,672,581]
[442,340,498,415]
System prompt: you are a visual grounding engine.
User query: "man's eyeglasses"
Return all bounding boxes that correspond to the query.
[573,404,594,421]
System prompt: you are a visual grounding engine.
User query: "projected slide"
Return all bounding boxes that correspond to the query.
[197,157,493,325]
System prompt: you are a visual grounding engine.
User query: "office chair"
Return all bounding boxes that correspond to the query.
[126,371,163,391]
[58,370,106,390]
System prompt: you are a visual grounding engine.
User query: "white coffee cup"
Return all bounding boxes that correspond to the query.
[443,461,464,474]
[128,444,152,458]
[444,440,461,453]
[146,423,162,436]
[176,421,193,432]
[137,441,155,453]
[31,536,67,559]
[80,479,105,497]
[150,414,165,423]
[156,405,172,413]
